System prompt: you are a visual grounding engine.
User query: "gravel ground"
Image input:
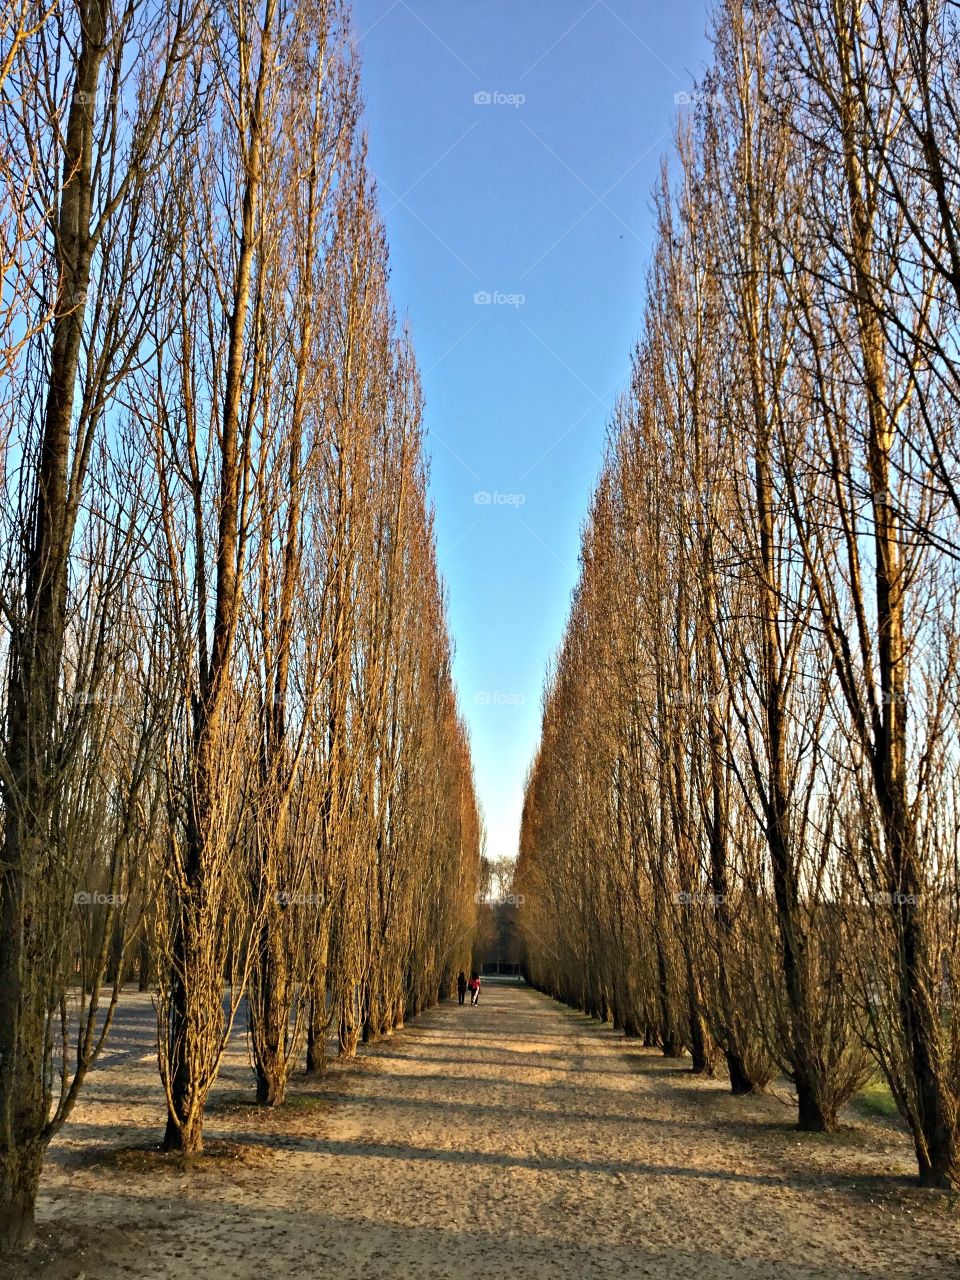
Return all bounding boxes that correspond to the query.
[4,983,959,1279]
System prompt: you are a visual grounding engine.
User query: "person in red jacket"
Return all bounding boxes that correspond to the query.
[468,972,481,1006]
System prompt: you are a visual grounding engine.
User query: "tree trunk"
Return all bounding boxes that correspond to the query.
[163,1101,204,1155]
[161,0,276,1149]
[0,4,106,1242]
[252,915,288,1107]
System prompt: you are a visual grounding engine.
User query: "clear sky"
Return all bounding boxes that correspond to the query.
[352,0,713,861]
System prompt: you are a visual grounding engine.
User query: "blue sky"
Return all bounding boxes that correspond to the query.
[352,0,713,860]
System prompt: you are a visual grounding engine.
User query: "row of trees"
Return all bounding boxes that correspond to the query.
[0,0,481,1246]
[518,0,960,1190]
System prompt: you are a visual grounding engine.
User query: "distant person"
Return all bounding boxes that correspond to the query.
[469,972,481,1006]
[457,970,467,1006]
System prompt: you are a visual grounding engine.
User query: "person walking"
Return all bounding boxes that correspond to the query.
[456,970,467,1006]
[468,972,481,1006]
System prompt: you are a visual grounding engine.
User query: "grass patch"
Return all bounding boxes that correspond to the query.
[853,1076,898,1120]
[280,1092,335,1113]
[210,1086,338,1116]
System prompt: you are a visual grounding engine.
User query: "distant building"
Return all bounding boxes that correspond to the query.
[474,900,523,976]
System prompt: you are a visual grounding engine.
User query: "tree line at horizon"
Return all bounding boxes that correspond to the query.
[0,0,482,1247]
[518,0,960,1191]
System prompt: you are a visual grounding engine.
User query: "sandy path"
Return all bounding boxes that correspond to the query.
[10,983,960,1279]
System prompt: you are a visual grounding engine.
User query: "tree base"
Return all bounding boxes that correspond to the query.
[727,1050,758,1096]
[0,1141,43,1249]
[796,1089,833,1133]
[255,1072,286,1107]
[0,1194,36,1249]
[162,1111,204,1154]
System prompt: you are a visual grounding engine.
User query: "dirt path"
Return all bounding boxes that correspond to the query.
[12,984,960,1279]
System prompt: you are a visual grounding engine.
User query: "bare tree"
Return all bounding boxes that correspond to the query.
[0,0,198,1240]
